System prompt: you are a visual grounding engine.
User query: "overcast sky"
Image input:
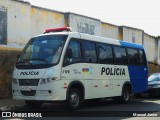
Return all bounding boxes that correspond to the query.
[25,0,160,36]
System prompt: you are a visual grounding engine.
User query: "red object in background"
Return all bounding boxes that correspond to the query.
[44,27,71,33]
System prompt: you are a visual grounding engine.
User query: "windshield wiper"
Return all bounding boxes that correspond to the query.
[17,58,49,65]
[29,58,49,64]
[16,61,25,65]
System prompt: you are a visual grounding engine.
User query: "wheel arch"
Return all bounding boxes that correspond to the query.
[122,81,132,95]
[66,81,85,100]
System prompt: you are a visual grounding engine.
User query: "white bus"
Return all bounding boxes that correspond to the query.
[12,27,148,109]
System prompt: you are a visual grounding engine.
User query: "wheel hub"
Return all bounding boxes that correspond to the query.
[71,93,79,106]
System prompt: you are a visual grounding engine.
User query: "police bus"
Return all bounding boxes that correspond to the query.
[12,27,148,109]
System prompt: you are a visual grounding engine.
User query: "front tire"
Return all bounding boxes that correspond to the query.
[67,88,82,110]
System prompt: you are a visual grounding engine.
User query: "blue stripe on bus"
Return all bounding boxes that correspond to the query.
[119,41,144,49]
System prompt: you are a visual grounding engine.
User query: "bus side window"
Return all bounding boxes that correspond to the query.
[97,43,114,64]
[127,48,139,65]
[139,50,146,65]
[64,39,82,64]
[83,41,97,63]
[114,46,128,65]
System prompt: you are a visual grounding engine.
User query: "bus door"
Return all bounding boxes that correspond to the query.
[127,49,148,93]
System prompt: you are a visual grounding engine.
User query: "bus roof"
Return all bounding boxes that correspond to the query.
[34,31,144,50]
[77,32,144,50]
[119,41,144,49]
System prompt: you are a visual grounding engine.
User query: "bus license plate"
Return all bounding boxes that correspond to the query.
[21,86,32,91]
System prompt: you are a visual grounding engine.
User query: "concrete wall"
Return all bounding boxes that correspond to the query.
[1,0,31,47]
[0,5,7,44]
[158,39,160,64]
[143,33,157,63]
[0,0,65,47]
[101,22,119,40]
[121,26,143,45]
[155,38,158,64]
[30,6,65,37]
[66,13,101,36]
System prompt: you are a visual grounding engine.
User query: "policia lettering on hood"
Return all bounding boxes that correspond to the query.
[101,67,125,76]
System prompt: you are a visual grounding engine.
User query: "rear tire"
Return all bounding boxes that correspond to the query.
[119,85,131,103]
[67,88,82,110]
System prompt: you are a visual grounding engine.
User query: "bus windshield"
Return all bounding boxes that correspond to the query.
[17,35,67,66]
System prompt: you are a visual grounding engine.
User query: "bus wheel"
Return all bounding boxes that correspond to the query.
[120,86,130,103]
[67,88,82,110]
[25,100,42,109]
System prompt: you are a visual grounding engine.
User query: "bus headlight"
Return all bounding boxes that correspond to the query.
[12,78,18,84]
[40,77,57,84]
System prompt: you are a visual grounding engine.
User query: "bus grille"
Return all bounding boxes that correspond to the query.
[21,90,36,96]
[19,79,39,86]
